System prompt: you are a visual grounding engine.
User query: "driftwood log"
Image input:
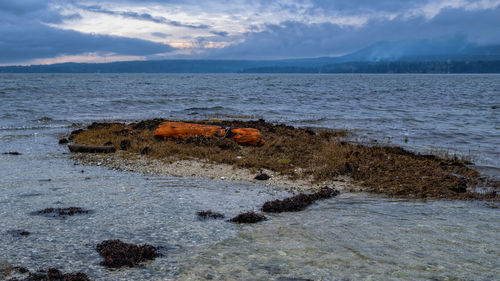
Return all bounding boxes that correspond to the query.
[68,144,116,153]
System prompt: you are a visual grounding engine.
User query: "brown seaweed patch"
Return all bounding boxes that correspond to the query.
[197,210,225,220]
[229,211,267,223]
[7,268,91,281]
[262,186,339,213]
[96,239,161,269]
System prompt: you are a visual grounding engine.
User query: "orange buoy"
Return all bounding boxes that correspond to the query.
[229,128,264,146]
[154,122,226,140]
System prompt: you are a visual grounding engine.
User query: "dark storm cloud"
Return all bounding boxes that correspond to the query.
[208,4,500,59]
[210,31,229,37]
[0,0,175,64]
[78,4,210,29]
[0,23,175,63]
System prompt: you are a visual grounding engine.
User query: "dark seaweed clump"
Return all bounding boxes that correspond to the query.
[7,268,90,281]
[96,239,161,268]
[131,119,166,130]
[262,186,339,213]
[3,152,21,155]
[255,173,271,180]
[229,211,267,224]
[197,210,225,220]
[7,230,31,237]
[35,207,89,218]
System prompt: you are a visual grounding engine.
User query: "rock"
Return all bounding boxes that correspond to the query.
[255,173,271,181]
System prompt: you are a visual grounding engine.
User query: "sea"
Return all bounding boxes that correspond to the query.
[0,74,499,280]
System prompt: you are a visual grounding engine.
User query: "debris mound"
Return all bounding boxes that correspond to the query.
[197,210,225,220]
[96,239,161,268]
[229,211,267,224]
[262,186,339,213]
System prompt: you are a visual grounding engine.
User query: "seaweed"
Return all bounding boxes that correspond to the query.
[95,239,161,268]
[262,186,339,213]
[229,211,267,223]
[34,207,90,218]
[197,210,225,220]
[7,268,90,281]
[3,152,21,155]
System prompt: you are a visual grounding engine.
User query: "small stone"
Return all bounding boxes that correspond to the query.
[120,139,131,151]
[255,173,271,181]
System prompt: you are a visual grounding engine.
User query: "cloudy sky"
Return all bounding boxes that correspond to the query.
[1,0,499,65]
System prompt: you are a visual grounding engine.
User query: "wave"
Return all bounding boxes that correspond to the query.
[185,106,227,111]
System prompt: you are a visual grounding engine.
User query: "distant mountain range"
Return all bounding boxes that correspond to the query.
[2,40,500,73]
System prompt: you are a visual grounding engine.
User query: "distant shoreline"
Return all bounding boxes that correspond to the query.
[2,59,500,74]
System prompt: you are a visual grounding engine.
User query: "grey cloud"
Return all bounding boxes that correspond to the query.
[152,32,171,38]
[0,1,175,64]
[206,4,500,59]
[0,0,49,15]
[210,31,229,37]
[78,4,210,29]
[0,23,175,63]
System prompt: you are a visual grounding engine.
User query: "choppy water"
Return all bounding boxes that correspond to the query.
[0,74,499,280]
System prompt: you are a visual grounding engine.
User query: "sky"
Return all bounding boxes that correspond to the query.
[1,0,499,65]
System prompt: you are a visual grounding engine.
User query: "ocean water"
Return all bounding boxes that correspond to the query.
[0,74,499,280]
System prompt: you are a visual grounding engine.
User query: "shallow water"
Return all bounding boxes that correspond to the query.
[0,74,499,280]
